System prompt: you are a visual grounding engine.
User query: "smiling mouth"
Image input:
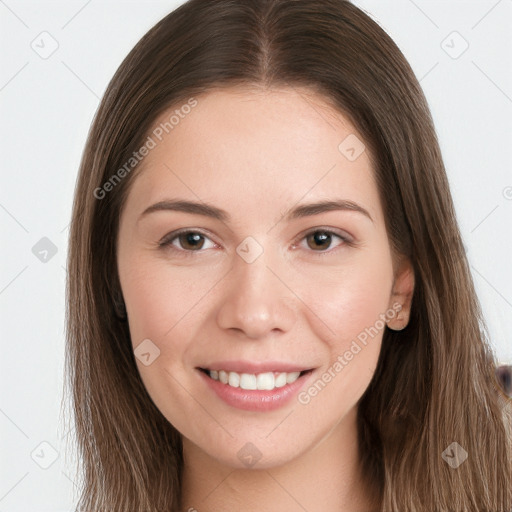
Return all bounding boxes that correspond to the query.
[198,368,313,391]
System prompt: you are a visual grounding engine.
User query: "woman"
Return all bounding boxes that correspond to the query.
[64,0,512,510]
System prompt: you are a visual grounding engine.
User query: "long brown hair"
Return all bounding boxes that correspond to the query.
[64,0,512,510]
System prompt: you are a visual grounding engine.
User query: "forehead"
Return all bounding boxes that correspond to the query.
[123,86,382,226]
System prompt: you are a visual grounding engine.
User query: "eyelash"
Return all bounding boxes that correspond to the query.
[158,227,353,257]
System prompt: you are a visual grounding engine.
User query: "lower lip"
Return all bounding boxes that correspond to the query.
[197,369,314,412]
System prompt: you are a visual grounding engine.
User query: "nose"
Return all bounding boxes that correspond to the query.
[215,247,297,339]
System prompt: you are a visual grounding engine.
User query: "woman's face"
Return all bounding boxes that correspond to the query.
[117,86,412,469]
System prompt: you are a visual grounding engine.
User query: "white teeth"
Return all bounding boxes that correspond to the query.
[274,372,287,388]
[240,373,257,390]
[257,372,274,390]
[207,369,304,390]
[286,371,300,384]
[228,372,240,388]
[218,370,228,384]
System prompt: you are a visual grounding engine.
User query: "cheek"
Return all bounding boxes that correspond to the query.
[122,258,218,347]
[296,250,394,348]
[294,262,391,414]
[120,259,218,432]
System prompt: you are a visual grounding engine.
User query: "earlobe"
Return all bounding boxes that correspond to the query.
[387,305,408,331]
[386,257,415,331]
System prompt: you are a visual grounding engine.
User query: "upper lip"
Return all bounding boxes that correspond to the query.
[197,360,314,374]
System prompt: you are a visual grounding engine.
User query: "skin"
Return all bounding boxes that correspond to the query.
[117,85,414,511]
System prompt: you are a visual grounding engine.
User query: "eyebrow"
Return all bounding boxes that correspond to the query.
[139,198,373,224]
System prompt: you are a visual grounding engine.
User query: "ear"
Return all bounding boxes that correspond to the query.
[386,256,415,331]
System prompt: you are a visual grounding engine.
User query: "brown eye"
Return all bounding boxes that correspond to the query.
[159,229,216,254]
[302,229,350,253]
[177,232,206,250]
[306,231,334,251]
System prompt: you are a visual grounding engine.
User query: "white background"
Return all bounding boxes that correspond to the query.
[1,0,511,510]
